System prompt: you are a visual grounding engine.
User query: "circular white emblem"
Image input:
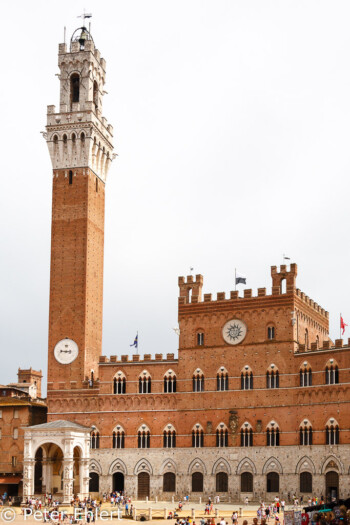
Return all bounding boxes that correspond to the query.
[222,319,247,345]
[54,338,79,364]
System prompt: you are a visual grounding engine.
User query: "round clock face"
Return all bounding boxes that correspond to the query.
[54,339,79,364]
[222,319,247,345]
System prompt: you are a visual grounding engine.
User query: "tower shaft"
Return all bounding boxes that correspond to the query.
[45,32,114,390]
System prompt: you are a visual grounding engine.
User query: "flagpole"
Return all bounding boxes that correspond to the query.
[340,314,341,340]
[235,268,236,291]
[137,331,139,355]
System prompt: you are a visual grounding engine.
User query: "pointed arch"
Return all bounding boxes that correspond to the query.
[112,424,125,449]
[89,459,102,476]
[164,370,177,393]
[192,423,204,448]
[163,423,176,448]
[109,458,128,475]
[134,458,153,475]
[212,457,231,475]
[241,365,253,390]
[320,455,344,475]
[139,370,152,393]
[137,424,150,449]
[262,456,283,474]
[216,367,229,391]
[192,368,205,392]
[187,457,207,475]
[295,456,316,475]
[160,458,177,475]
[236,457,257,475]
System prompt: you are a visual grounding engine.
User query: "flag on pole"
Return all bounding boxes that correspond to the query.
[341,316,347,335]
[130,333,138,349]
[283,254,290,261]
[235,273,247,285]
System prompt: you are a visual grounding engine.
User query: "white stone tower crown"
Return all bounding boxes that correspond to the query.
[45,27,114,182]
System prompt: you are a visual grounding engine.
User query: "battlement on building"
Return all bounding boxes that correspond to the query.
[58,39,106,70]
[98,353,177,364]
[178,264,328,320]
[296,338,350,353]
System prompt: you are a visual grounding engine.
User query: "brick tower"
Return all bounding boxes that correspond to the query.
[45,27,114,391]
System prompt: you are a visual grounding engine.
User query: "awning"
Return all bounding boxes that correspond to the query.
[0,476,22,484]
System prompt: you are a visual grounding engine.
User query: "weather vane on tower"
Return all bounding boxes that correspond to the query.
[77,9,92,26]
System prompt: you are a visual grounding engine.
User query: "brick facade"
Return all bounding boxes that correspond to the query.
[0,375,47,497]
[42,32,350,501]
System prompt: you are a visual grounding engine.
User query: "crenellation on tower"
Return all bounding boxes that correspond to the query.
[271,263,297,294]
[178,274,203,303]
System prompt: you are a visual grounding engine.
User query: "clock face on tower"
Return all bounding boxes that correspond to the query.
[222,319,247,345]
[54,339,79,364]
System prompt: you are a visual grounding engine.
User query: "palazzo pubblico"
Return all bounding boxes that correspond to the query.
[7,27,350,504]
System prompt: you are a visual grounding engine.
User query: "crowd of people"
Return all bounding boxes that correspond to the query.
[171,495,350,525]
[2,488,350,525]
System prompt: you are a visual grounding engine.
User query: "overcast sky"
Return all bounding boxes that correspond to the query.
[1,0,350,389]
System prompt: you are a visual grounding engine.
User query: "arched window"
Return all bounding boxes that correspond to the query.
[137,425,150,448]
[139,371,151,393]
[113,372,126,394]
[163,424,176,448]
[192,369,204,392]
[53,134,58,145]
[240,422,253,446]
[325,361,339,385]
[216,472,228,492]
[241,472,253,492]
[164,370,176,393]
[325,418,339,445]
[217,368,229,391]
[267,325,275,340]
[197,332,204,346]
[266,365,279,389]
[192,424,204,448]
[300,472,312,493]
[70,73,80,106]
[316,335,319,349]
[216,423,228,447]
[300,362,312,387]
[90,430,100,449]
[80,132,85,142]
[299,420,313,445]
[266,422,280,446]
[267,472,279,492]
[112,425,125,449]
[163,472,176,492]
[63,134,68,145]
[192,472,203,492]
[72,133,76,144]
[241,366,253,390]
[93,81,98,110]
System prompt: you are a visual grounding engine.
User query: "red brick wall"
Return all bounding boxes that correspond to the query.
[47,168,104,389]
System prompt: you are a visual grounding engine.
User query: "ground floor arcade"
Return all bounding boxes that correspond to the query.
[90,446,350,501]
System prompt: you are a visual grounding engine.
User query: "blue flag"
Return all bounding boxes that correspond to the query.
[130,333,138,348]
